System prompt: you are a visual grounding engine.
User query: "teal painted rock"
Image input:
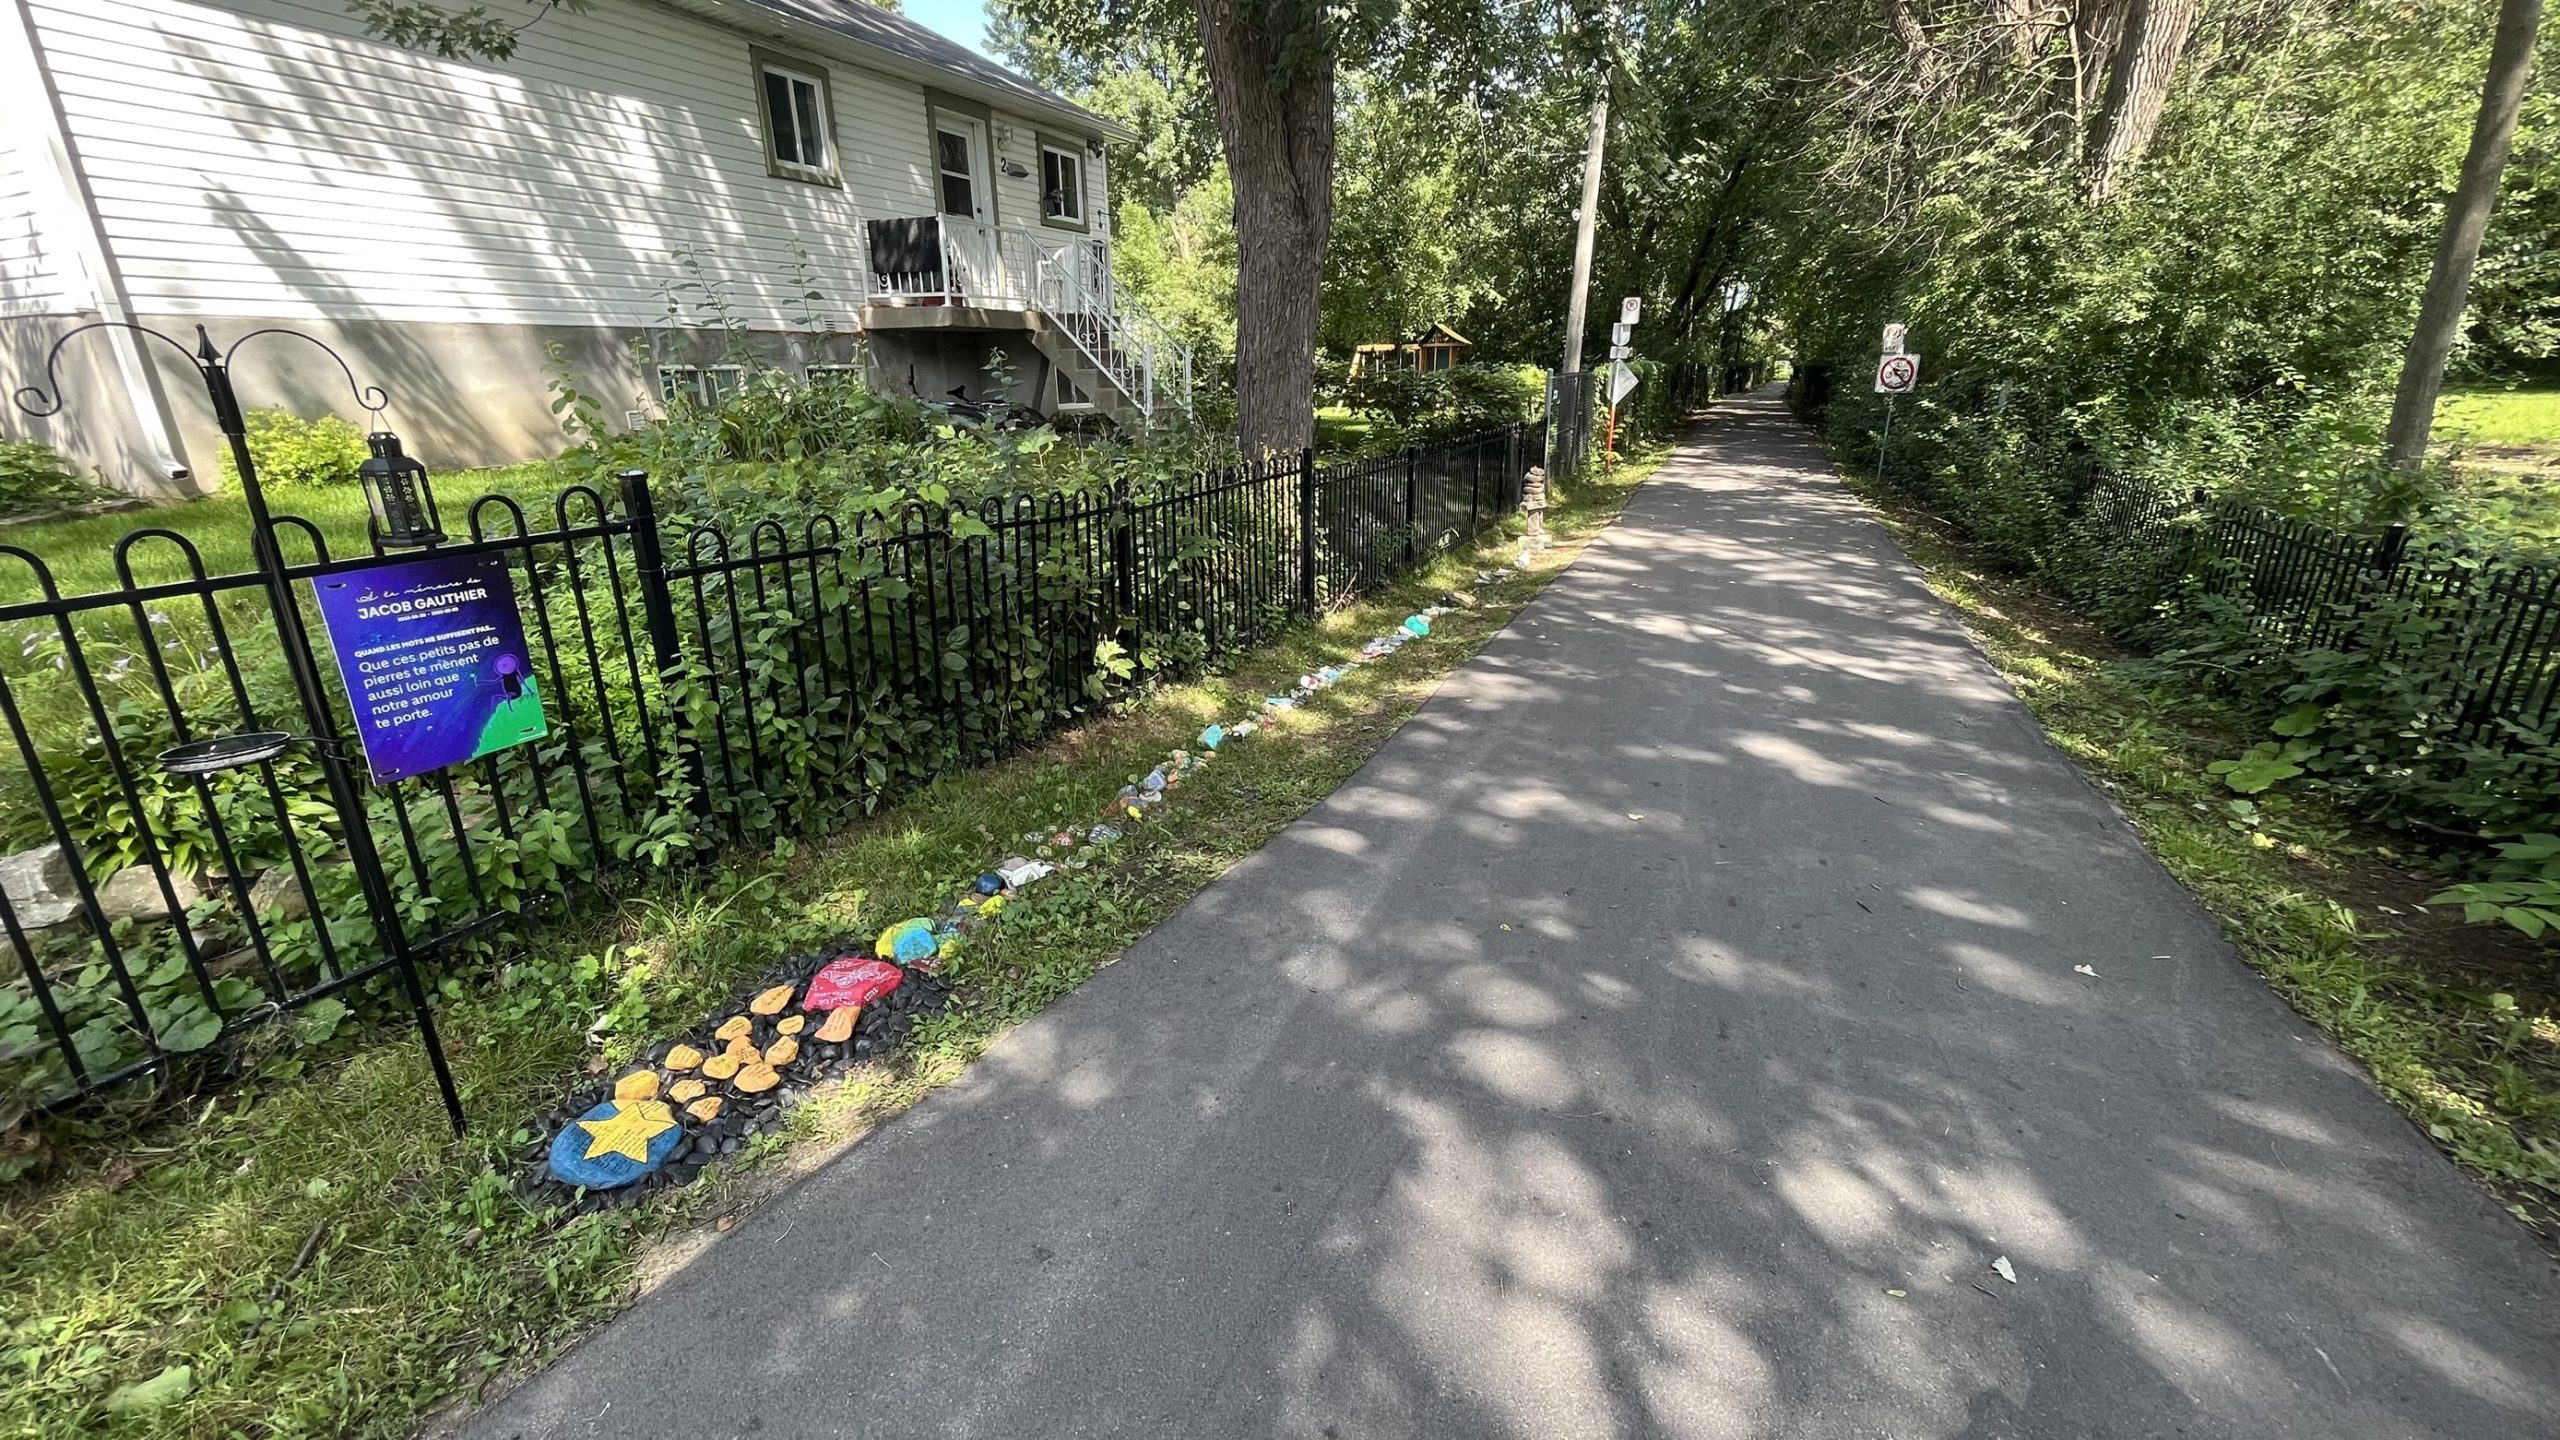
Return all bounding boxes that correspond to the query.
[1199,723,1224,750]
[1403,615,1430,637]
[877,918,938,964]
[548,1098,682,1190]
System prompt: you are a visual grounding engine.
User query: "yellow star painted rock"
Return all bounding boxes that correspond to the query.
[578,1099,676,1164]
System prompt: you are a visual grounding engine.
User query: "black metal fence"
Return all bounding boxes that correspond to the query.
[1545,370,1597,479]
[2050,475,2560,773]
[0,413,1531,1127]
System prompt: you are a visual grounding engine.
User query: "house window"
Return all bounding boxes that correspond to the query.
[1040,142,1084,227]
[658,365,744,407]
[755,55,835,184]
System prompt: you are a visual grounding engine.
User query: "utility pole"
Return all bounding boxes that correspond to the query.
[1560,86,1608,376]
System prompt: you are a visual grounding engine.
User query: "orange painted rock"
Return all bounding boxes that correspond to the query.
[734,1062,780,1093]
[665,1044,704,1072]
[612,1071,660,1103]
[776,1015,805,1036]
[767,1036,800,1066]
[686,1097,723,1124]
[701,1051,742,1081]
[715,1015,753,1042]
[669,1079,707,1104]
[749,984,795,1016]
[815,1006,859,1044]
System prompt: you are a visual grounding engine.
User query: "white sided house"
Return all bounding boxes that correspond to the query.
[0,0,1190,495]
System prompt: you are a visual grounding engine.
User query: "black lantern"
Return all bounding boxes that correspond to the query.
[358,431,444,549]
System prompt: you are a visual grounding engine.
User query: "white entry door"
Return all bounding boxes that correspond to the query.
[934,114,991,224]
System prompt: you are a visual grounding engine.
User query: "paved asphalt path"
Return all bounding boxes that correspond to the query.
[467,392,2560,1440]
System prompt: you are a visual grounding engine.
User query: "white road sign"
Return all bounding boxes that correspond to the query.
[1619,296,1643,326]
[1608,359,1639,406]
[1608,342,1631,360]
[1882,323,1908,356]
[1873,353,1920,395]
[1611,322,1634,346]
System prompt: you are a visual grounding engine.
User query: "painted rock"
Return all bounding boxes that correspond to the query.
[877,919,938,965]
[669,1079,707,1104]
[973,872,1005,896]
[548,1099,681,1190]
[734,1062,780,1094]
[686,1097,723,1124]
[805,956,904,1011]
[715,1015,753,1042]
[1403,615,1430,637]
[815,1006,860,1044]
[722,1036,761,1067]
[1089,824,1122,844]
[776,1015,805,1036]
[997,857,1052,889]
[767,1036,801,1066]
[748,984,796,1016]
[665,1044,704,1072]
[977,894,1007,917]
[612,1071,660,1103]
[1199,723,1224,750]
[701,1051,743,1081]
[1141,767,1167,793]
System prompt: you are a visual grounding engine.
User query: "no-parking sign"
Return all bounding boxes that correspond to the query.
[1873,353,1920,394]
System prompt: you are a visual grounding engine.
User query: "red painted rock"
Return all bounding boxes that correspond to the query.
[803,957,903,1012]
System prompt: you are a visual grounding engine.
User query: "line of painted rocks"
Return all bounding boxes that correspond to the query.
[524,605,1461,1207]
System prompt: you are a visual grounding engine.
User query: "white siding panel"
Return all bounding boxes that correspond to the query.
[0,136,81,317]
[25,0,966,328]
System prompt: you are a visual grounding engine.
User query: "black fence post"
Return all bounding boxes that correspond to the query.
[618,469,709,822]
[1403,447,1420,568]
[2371,522,2410,581]
[1297,447,1318,616]
[1111,479,1140,671]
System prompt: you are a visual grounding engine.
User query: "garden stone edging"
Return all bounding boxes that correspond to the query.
[514,597,1477,1213]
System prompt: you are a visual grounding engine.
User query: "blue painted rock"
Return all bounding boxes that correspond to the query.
[1199,723,1224,750]
[1141,767,1167,793]
[876,918,938,964]
[548,1098,682,1190]
[973,872,1005,896]
[1402,615,1430,636]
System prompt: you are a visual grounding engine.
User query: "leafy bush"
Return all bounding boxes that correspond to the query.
[1348,362,1538,444]
[219,408,369,490]
[2431,834,2560,938]
[0,438,93,518]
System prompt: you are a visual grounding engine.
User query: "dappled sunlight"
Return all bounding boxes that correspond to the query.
[464,395,2560,1440]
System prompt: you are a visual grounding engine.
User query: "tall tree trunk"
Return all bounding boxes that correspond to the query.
[1192,0,1333,455]
[2384,0,2545,474]
[2084,0,2197,198]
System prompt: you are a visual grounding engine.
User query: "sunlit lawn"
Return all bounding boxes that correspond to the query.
[2437,382,2560,451]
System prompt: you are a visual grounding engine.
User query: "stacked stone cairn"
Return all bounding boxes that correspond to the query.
[523,608,1458,1210]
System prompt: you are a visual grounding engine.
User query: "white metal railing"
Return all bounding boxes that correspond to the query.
[865,214,1193,422]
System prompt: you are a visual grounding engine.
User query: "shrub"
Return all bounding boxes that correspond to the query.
[0,438,93,517]
[220,408,369,490]
[1348,362,1538,442]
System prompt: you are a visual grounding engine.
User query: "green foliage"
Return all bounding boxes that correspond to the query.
[219,408,369,491]
[0,439,94,518]
[2429,834,2560,938]
[1346,362,1540,446]
[347,0,594,61]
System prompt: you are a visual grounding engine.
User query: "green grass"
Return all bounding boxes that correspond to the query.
[0,447,1669,1440]
[1840,473,2560,1243]
[0,464,562,603]
[2438,382,2560,451]
[1314,405,1375,454]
